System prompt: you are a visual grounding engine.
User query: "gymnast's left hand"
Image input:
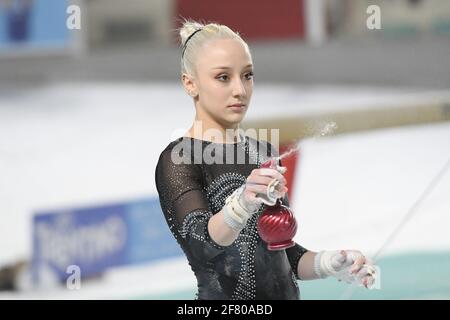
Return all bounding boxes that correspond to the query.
[314,250,378,289]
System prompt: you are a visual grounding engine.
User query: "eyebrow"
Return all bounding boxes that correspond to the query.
[212,64,253,70]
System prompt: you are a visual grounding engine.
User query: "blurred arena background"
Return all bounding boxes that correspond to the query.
[0,0,449,299]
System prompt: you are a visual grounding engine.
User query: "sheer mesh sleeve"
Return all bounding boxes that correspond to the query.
[281,186,308,280]
[155,146,225,263]
[267,142,309,279]
[281,188,308,280]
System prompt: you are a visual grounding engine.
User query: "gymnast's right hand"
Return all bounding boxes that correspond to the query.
[223,167,288,231]
[240,167,288,210]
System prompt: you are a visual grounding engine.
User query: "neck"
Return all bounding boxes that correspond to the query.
[187,113,241,144]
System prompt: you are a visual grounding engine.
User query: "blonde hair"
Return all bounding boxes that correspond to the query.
[178,19,252,76]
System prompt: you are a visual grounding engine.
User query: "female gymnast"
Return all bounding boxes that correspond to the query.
[155,20,377,300]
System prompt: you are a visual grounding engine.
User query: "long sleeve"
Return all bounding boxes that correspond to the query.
[155,146,225,263]
[280,191,308,280]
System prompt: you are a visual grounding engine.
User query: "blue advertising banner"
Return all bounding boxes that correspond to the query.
[0,0,71,50]
[32,197,183,283]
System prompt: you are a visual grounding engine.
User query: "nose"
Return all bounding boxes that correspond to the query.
[231,78,246,98]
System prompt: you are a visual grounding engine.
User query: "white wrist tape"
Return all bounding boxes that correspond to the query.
[314,250,377,286]
[313,251,328,279]
[223,186,256,231]
[314,250,352,279]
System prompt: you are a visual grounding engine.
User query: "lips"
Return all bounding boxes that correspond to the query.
[227,104,245,109]
[227,104,246,112]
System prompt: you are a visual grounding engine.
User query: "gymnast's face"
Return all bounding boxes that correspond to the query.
[190,38,254,129]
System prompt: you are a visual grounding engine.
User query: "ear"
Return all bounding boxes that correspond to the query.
[181,73,198,98]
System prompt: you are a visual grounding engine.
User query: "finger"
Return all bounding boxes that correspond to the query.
[366,264,377,276]
[245,192,263,206]
[361,274,375,289]
[246,175,277,186]
[350,257,365,274]
[272,189,287,199]
[251,169,287,186]
[345,250,363,264]
[258,168,279,177]
[355,264,375,284]
[359,264,377,277]
[245,182,287,200]
[244,184,286,199]
[272,171,287,184]
[366,275,375,288]
[276,166,287,174]
[255,174,287,191]
[361,277,368,288]
[277,186,288,194]
[244,184,272,196]
[263,158,278,169]
[258,169,287,184]
[330,251,348,270]
[274,181,288,193]
[335,250,353,269]
[350,264,363,275]
[355,256,366,266]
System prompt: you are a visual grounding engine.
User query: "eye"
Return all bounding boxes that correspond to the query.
[217,74,229,82]
[244,72,254,80]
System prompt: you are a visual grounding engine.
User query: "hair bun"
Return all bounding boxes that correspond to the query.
[179,20,205,45]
